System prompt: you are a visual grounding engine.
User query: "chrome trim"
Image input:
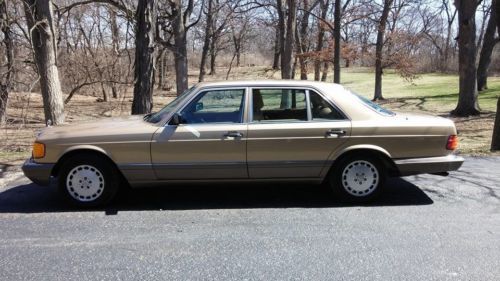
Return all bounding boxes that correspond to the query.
[394,155,464,165]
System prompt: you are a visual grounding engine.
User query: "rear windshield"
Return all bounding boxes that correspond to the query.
[349,90,395,116]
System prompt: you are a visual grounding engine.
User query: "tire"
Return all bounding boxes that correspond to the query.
[329,155,386,203]
[58,154,120,207]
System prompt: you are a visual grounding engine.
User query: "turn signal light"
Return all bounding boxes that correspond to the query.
[446,135,459,150]
[32,142,45,159]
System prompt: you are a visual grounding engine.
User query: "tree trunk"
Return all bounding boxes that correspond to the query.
[199,0,213,82]
[451,0,480,116]
[24,0,65,125]
[314,0,329,81]
[278,0,297,79]
[333,0,341,83]
[109,6,119,97]
[477,0,498,92]
[172,2,189,95]
[492,0,500,150]
[298,0,315,80]
[492,97,500,150]
[157,48,165,90]
[0,0,13,124]
[131,0,156,114]
[209,38,217,75]
[373,0,393,101]
[272,26,280,70]
[321,61,328,81]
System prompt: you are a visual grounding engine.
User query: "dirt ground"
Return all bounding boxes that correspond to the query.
[1,67,498,170]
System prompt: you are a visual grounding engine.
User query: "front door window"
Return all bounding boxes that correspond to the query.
[180,89,245,124]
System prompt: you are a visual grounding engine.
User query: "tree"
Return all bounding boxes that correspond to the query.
[477,0,498,92]
[491,0,500,151]
[277,0,297,79]
[131,0,157,114]
[314,0,329,81]
[451,0,480,116]
[24,0,65,125]
[198,0,213,82]
[296,0,319,80]
[0,0,13,124]
[373,0,393,101]
[157,0,200,95]
[333,0,341,83]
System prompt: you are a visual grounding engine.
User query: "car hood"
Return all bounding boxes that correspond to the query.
[37,115,158,142]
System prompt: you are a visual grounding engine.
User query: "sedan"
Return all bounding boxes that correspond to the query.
[23,80,464,207]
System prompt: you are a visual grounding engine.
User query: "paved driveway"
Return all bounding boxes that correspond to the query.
[0,157,499,280]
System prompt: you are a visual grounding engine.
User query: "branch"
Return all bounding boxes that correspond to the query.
[58,0,134,20]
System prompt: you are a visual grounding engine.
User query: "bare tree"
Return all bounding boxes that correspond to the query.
[373,0,393,101]
[157,0,201,95]
[333,0,341,83]
[491,0,500,151]
[451,0,480,116]
[24,0,65,125]
[277,0,297,79]
[0,0,13,124]
[314,0,329,81]
[477,0,498,92]
[198,0,213,82]
[131,0,156,114]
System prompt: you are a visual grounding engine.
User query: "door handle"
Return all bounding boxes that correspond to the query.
[326,129,346,137]
[223,131,243,138]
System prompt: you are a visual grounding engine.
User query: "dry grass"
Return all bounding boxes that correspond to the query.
[1,66,499,167]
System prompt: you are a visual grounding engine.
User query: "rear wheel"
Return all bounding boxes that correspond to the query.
[58,154,120,207]
[330,155,386,203]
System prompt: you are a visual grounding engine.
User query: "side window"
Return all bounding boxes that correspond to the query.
[309,91,346,120]
[180,89,245,124]
[252,89,307,121]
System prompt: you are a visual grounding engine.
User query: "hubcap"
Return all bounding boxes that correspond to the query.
[342,160,379,197]
[66,165,105,202]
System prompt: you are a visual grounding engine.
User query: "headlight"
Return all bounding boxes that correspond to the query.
[32,142,45,159]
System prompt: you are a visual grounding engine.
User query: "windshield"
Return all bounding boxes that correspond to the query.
[145,87,195,123]
[349,90,395,116]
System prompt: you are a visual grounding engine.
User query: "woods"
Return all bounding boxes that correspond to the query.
[0,0,498,130]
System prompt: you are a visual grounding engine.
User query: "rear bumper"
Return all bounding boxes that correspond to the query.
[21,158,55,186]
[394,155,464,176]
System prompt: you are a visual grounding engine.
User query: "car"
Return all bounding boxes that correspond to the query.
[22,80,464,207]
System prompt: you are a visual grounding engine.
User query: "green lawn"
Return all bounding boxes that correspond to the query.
[317,68,500,113]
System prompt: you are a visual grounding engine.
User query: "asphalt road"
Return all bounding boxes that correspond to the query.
[0,157,499,281]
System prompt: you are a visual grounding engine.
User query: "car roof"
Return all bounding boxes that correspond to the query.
[194,79,347,91]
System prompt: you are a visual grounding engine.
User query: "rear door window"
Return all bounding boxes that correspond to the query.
[252,89,307,122]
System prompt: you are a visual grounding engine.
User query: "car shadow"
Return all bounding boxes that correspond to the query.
[0,177,433,214]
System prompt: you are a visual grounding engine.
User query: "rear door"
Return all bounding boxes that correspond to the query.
[247,88,351,179]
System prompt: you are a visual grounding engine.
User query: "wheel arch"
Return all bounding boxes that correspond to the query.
[324,145,399,179]
[51,146,117,178]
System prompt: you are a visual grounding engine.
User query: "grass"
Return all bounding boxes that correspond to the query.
[328,68,500,113]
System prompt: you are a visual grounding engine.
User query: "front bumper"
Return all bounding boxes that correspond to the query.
[394,155,464,176]
[21,158,55,186]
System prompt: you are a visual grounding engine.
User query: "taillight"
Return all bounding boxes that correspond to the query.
[446,135,459,150]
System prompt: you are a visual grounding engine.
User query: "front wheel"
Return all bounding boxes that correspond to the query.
[330,155,386,203]
[58,154,120,207]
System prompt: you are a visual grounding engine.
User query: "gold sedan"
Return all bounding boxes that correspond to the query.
[23,80,464,207]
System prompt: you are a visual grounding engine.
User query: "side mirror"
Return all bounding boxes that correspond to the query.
[169,113,183,126]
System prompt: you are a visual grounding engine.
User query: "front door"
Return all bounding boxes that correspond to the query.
[247,88,351,178]
[151,88,248,180]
